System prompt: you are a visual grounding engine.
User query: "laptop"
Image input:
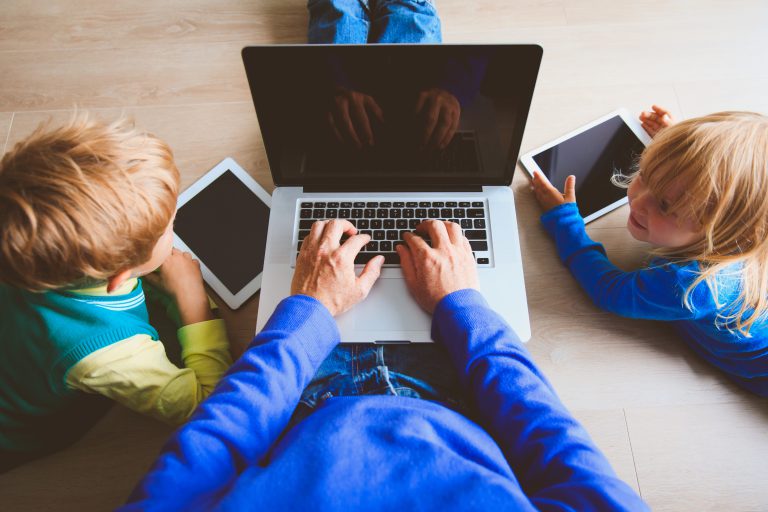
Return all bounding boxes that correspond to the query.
[243,44,542,343]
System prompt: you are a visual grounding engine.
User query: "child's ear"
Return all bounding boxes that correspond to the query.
[107,269,134,294]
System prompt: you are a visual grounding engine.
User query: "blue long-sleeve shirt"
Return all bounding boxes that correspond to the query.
[541,202,768,396]
[120,289,645,511]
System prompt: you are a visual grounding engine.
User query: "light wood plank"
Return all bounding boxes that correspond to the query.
[571,408,642,496]
[0,112,13,154]
[626,400,768,511]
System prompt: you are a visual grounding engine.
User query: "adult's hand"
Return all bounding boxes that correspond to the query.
[396,220,479,314]
[415,88,461,150]
[291,219,384,316]
[328,86,385,150]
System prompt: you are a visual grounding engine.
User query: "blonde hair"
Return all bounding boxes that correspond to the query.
[0,114,180,291]
[623,111,768,335]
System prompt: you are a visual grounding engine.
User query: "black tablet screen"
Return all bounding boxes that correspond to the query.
[532,115,645,218]
[174,170,270,295]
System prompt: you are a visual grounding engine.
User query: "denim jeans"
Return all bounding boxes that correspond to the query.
[288,343,466,429]
[307,0,442,44]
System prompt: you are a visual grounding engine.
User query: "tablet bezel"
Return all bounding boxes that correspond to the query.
[519,108,652,223]
[173,157,272,310]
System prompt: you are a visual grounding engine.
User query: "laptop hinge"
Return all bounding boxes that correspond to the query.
[303,185,483,193]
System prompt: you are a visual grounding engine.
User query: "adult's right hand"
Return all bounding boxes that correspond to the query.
[291,219,384,317]
[328,86,384,150]
[396,220,479,314]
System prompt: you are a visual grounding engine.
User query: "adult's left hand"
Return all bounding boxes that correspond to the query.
[291,219,384,316]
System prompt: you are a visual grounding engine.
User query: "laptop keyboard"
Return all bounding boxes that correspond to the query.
[295,200,490,266]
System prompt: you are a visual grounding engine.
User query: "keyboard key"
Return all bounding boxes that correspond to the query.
[360,230,372,238]
[433,201,445,207]
[406,201,418,207]
[314,202,327,208]
[428,209,439,218]
[341,202,352,208]
[364,208,375,218]
[473,219,486,229]
[403,209,414,218]
[460,219,472,229]
[383,252,400,264]
[467,209,484,218]
[446,201,457,207]
[365,241,378,252]
[358,219,370,229]
[312,209,325,219]
[380,202,392,208]
[459,201,470,207]
[472,201,483,207]
[386,230,399,240]
[326,209,338,218]
[477,257,489,264]
[366,201,379,208]
[339,209,351,218]
[298,230,310,240]
[453,209,465,218]
[353,202,365,207]
[380,241,392,251]
[301,202,312,208]
[300,209,312,218]
[419,201,430,207]
[415,208,427,217]
[373,230,385,240]
[328,202,340,208]
[393,202,405,207]
[352,209,363,218]
[469,240,488,251]
[390,209,401,218]
[371,219,382,229]
[409,219,419,229]
[377,209,388,218]
[396,219,408,229]
[440,208,452,217]
[384,219,395,229]
[465,230,487,240]
[299,220,315,229]
[355,253,378,264]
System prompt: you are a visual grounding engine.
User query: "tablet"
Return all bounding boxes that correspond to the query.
[520,108,652,223]
[173,157,271,309]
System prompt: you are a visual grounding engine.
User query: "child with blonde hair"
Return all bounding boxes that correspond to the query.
[531,106,768,396]
[0,115,232,469]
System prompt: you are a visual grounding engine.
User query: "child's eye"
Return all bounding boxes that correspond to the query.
[658,200,671,213]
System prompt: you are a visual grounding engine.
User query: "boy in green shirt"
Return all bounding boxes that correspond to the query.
[0,115,232,471]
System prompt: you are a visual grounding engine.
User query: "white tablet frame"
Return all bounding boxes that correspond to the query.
[173,157,272,310]
[519,108,652,223]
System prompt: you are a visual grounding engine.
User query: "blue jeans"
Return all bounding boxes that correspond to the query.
[289,343,466,429]
[308,0,442,44]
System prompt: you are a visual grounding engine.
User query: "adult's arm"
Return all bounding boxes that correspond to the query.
[433,289,648,511]
[119,295,339,511]
[541,202,714,320]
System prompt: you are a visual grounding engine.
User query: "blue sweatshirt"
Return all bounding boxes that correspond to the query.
[541,202,768,396]
[121,289,646,511]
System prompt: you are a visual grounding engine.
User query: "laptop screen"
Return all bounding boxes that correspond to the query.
[242,44,542,190]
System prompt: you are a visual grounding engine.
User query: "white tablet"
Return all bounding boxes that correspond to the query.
[520,108,652,223]
[173,157,271,309]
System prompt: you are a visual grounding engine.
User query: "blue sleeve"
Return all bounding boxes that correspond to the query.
[540,203,714,320]
[119,295,339,512]
[433,289,648,511]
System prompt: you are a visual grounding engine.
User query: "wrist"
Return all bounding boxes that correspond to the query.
[176,294,213,325]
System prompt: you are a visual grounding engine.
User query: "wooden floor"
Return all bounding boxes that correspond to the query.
[1,1,767,510]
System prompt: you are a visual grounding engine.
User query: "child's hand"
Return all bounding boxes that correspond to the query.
[640,105,675,137]
[531,171,576,212]
[144,249,212,326]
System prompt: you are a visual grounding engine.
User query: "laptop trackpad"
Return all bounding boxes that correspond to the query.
[340,278,430,332]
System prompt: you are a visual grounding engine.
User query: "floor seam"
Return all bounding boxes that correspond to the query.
[623,408,643,499]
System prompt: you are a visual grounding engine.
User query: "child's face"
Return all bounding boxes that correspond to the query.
[133,211,177,277]
[626,174,702,248]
